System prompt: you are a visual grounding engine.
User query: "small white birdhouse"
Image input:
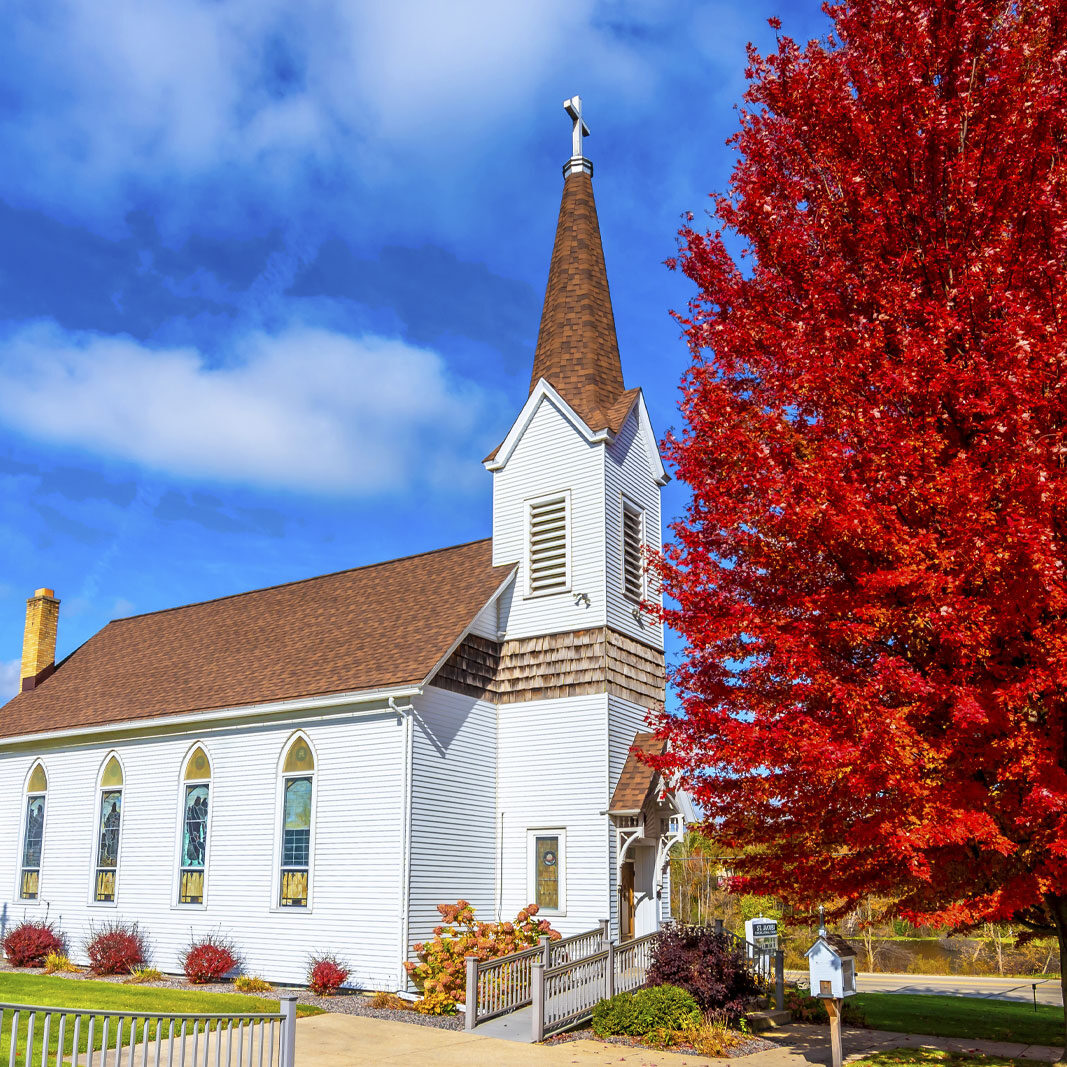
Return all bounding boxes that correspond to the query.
[806,933,858,999]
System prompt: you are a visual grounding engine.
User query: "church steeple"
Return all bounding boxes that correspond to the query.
[529,97,628,433]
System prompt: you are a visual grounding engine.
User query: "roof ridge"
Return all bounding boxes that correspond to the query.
[108,537,495,624]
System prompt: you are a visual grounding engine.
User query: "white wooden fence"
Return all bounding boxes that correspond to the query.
[530,931,658,1041]
[463,923,608,1030]
[0,995,298,1067]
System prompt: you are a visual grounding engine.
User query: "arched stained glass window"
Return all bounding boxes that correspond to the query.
[20,763,46,900]
[179,745,212,905]
[279,737,314,908]
[95,755,123,902]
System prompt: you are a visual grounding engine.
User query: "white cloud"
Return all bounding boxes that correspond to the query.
[0,0,668,223]
[0,659,19,702]
[0,322,490,494]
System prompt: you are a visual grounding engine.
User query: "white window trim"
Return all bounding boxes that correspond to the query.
[270,732,318,914]
[524,490,572,599]
[88,751,125,908]
[171,743,214,910]
[15,761,47,905]
[619,494,646,603]
[527,828,567,916]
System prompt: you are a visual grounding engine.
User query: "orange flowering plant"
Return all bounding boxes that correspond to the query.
[405,901,561,1015]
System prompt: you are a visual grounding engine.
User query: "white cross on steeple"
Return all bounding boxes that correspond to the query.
[563,96,592,177]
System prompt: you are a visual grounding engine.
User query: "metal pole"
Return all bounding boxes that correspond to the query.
[279,995,297,1067]
[775,949,785,1012]
[531,960,545,1043]
[464,957,479,1032]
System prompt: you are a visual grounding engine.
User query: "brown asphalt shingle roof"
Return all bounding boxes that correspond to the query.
[485,171,636,462]
[609,731,668,812]
[1,539,513,740]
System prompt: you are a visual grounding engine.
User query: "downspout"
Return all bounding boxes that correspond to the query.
[390,696,416,991]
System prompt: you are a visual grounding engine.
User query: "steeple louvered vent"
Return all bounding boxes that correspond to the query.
[527,495,570,596]
[622,501,644,602]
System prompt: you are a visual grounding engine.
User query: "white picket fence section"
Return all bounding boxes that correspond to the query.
[464,924,608,1030]
[0,996,298,1067]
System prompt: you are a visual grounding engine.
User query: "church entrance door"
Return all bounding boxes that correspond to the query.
[620,861,635,941]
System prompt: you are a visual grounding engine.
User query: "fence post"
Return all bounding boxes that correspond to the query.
[775,949,785,1012]
[279,993,298,1067]
[531,959,545,1043]
[714,918,724,937]
[606,941,615,999]
[464,956,479,1031]
[599,917,611,946]
[540,934,551,967]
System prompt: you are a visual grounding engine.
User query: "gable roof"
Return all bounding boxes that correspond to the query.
[0,539,513,741]
[530,170,627,432]
[806,933,859,959]
[609,731,668,813]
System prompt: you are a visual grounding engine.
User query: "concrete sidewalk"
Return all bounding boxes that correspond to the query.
[295,1013,1066,1065]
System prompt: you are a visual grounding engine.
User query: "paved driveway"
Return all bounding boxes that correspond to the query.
[856,972,1063,1007]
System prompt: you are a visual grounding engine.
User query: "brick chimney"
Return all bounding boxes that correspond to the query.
[21,588,59,692]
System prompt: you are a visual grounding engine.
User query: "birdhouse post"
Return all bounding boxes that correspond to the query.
[805,928,858,1067]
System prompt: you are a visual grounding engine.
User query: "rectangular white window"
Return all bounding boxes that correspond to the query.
[527,829,566,914]
[621,499,644,602]
[526,493,570,597]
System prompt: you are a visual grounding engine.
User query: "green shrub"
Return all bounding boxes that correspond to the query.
[592,985,702,1038]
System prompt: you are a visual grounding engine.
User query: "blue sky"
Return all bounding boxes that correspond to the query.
[0,0,828,699]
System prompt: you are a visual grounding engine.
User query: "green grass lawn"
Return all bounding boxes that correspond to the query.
[0,972,322,1063]
[853,992,1064,1046]
[852,1050,1048,1067]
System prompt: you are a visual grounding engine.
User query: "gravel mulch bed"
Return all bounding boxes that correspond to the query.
[546,1025,778,1058]
[0,963,463,1030]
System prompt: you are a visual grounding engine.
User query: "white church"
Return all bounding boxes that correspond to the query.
[0,101,690,990]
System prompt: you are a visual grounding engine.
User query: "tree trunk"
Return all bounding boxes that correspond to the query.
[1043,894,1067,1063]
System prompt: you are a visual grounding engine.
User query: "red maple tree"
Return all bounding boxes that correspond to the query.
[653,0,1067,1015]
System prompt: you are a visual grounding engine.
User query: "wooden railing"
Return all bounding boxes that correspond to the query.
[0,996,297,1067]
[612,931,657,995]
[464,925,607,1031]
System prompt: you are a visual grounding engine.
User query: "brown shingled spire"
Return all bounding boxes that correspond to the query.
[529,100,627,432]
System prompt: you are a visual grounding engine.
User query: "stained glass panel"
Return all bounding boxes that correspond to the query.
[280,776,311,907]
[535,835,559,910]
[279,869,308,908]
[179,870,205,905]
[22,796,44,868]
[20,870,39,900]
[283,740,314,774]
[26,764,46,793]
[97,790,122,867]
[182,784,209,868]
[100,756,123,788]
[184,747,211,781]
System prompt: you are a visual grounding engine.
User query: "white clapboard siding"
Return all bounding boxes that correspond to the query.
[408,687,498,951]
[607,695,655,940]
[496,693,609,935]
[493,397,607,639]
[0,708,405,988]
[605,405,664,647]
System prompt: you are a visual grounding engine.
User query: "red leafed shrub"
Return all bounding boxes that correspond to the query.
[3,920,65,967]
[646,926,760,1021]
[182,934,239,984]
[307,954,349,996]
[85,921,150,975]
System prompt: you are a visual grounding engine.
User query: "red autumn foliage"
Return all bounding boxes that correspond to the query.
[653,0,1067,1015]
[85,921,150,975]
[2,920,65,967]
[182,934,239,983]
[307,955,349,996]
